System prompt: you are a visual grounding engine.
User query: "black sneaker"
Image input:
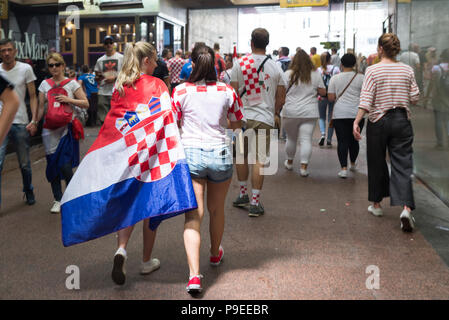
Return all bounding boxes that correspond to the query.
[233,194,250,207]
[24,190,36,205]
[326,141,332,148]
[248,202,265,217]
[112,249,127,285]
[319,136,325,146]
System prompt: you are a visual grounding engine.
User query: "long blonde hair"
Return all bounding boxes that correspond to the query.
[115,41,157,96]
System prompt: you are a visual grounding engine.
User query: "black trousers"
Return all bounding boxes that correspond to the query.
[366,108,415,210]
[86,93,98,127]
[333,118,365,168]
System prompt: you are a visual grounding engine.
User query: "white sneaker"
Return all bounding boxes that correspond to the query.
[284,160,293,170]
[350,163,358,172]
[400,209,415,232]
[50,201,61,214]
[140,258,161,275]
[112,248,127,285]
[300,168,309,177]
[368,205,383,217]
[338,169,348,179]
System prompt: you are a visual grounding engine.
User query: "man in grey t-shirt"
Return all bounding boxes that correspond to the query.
[94,36,123,124]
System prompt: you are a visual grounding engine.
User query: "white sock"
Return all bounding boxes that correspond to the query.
[115,247,127,257]
[251,189,261,205]
[239,181,248,197]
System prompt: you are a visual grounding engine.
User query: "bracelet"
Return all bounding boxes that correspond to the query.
[31,120,38,126]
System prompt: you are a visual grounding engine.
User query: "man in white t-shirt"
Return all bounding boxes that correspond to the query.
[399,43,421,78]
[230,28,286,217]
[0,38,38,208]
[94,36,124,124]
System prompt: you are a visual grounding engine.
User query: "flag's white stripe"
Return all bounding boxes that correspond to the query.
[61,138,130,204]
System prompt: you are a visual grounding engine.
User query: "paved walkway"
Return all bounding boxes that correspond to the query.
[1,126,449,299]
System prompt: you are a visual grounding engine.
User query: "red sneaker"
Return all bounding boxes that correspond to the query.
[210,246,224,266]
[186,274,203,294]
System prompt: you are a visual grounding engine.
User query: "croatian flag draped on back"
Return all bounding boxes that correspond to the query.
[61,74,197,247]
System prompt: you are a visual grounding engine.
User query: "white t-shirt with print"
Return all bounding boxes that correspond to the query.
[172,80,244,149]
[328,71,365,119]
[281,70,325,119]
[94,52,124,96]
[230,54,286,127]
[38,78,81,155]
[0,61,37,125]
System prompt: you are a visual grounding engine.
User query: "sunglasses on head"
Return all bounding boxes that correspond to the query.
[48,63,62,68]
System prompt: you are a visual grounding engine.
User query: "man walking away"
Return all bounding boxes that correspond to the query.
[277,47,291,72]
[231,28,286,217]
[78,65,98,127]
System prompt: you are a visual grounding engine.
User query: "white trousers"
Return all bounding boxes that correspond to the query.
[282,117,317,164]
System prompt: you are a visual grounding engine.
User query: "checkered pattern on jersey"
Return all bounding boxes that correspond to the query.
[124,111,182,182]
[239,55,262,97]
[171,82,244,123]
[167,57,186,84]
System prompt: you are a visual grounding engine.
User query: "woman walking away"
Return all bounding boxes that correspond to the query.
[35,53,89,214]
[281,49,326,177]
[353,33,419,232]
[172,44,243,294]
[318,51,340,147]
[59,42,197,286]
[328,53,365,178]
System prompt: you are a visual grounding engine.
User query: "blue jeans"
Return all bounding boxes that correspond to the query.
[0,124,33,205]
[318,98,334,142]
[184,146,233,183]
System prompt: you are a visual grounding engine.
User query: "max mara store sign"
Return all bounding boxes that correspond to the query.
[0,29,49,60]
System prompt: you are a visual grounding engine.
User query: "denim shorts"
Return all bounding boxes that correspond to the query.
[184,146,233,183]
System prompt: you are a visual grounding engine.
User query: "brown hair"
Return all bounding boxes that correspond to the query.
[187,44,217,83]
[251,28,269,50]
[378,33,401,59]
[289,49,314,86]
[320,52,331,71]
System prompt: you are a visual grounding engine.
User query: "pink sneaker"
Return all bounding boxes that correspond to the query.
[186,274,203,294]
[210,246,224,266]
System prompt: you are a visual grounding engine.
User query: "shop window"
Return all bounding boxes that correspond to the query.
[89,28,97,44]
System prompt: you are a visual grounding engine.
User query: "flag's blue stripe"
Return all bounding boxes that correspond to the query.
[61,160,197,247]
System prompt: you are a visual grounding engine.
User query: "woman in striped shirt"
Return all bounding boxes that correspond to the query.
[353,33,420,232]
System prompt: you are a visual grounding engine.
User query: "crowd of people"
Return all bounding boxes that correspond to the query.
[2,25,449,295]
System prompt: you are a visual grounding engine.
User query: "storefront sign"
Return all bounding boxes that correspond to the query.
[0,0,7,19]
[0,29,49,60]
[280,0,329,7]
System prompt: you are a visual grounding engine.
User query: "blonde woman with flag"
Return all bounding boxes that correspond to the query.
[60,42,197,286]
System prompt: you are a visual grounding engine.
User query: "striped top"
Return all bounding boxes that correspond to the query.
[359,62,420,122]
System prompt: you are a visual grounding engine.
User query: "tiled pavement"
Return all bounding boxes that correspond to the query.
[1,126,449,300]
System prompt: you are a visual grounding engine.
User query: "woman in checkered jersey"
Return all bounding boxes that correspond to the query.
[172,44,244,294]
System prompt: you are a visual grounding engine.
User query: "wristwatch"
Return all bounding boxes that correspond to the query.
[31,120,38,126]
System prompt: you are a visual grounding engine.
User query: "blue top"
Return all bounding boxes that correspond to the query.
[179,60,192,81]
[78,73,98,98]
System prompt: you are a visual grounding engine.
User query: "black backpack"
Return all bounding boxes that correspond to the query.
[280,60,290,72]
[439,65,449,96]
[322,66,335,90]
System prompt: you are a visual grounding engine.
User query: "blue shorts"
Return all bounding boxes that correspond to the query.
[184,146,233,183]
